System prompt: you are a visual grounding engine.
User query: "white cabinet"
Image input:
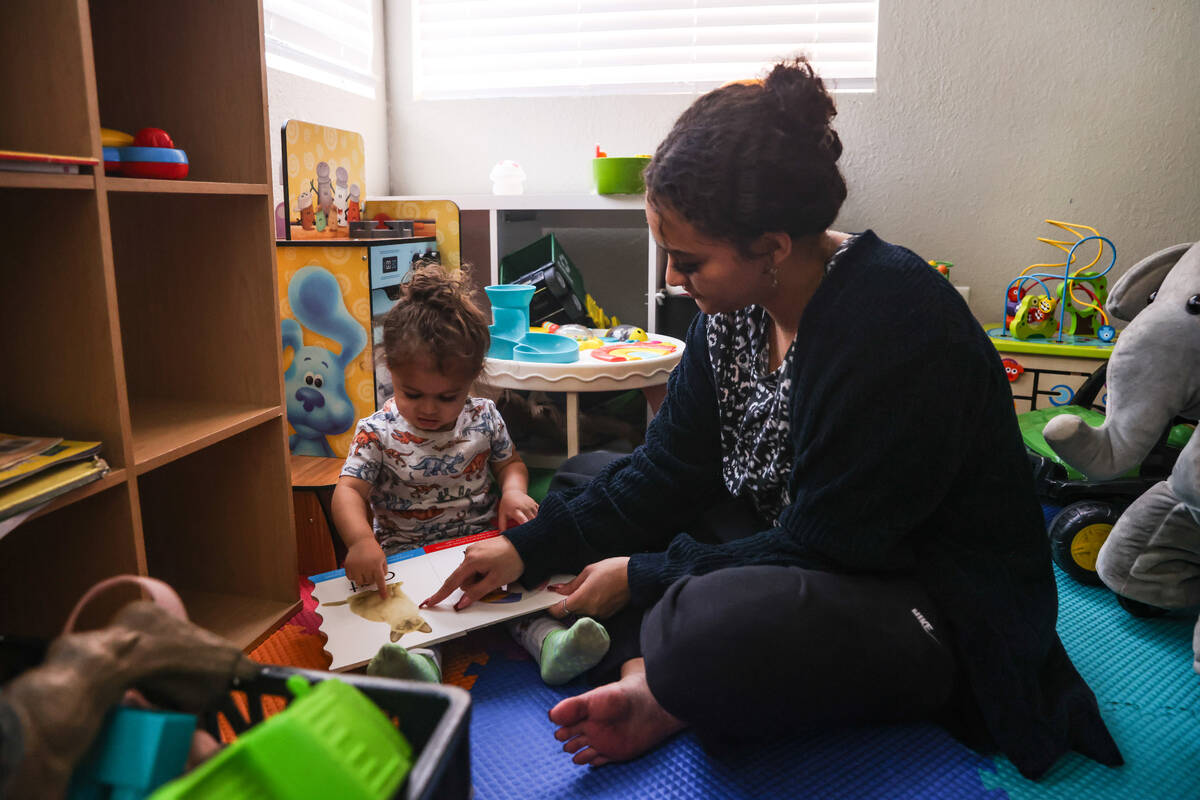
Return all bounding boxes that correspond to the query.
[373,194,671,332]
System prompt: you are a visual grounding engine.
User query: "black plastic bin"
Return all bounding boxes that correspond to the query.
[210,665,472,800]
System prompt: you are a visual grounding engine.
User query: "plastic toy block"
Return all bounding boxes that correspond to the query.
[68,707,196,800]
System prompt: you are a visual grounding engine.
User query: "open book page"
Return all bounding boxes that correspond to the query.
[310,531,573,671]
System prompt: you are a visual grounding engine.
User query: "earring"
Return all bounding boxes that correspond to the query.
[762,262,779,288]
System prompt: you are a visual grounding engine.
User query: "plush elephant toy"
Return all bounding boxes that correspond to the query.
[1043,241,1200,671]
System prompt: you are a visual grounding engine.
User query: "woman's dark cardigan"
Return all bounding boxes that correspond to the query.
[506,231,1121,779]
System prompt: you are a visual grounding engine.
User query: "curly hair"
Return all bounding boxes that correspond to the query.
[643,56,846,254]
[381,262,490,378]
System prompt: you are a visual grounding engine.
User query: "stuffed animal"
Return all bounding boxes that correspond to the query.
[1043,241,1200,671]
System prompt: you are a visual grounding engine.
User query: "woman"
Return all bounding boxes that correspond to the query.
[424,57,1121,779]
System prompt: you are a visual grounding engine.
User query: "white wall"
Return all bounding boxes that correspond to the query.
[384,0,1200,320]
[266,0,391,206]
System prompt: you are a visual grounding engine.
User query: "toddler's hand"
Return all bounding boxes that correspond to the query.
[345,539,388,599]
[498,490,539,531]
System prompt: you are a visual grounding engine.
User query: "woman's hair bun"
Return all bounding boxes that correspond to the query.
[763,57,843,161]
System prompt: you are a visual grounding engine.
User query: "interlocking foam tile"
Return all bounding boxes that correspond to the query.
[250,623,331,670]
[980,567,1199,798]
[464,647,1002,799]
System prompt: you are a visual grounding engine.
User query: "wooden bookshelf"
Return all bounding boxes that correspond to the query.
[0,0,297,649]
[0,172,95,190]
[104,177,272,196]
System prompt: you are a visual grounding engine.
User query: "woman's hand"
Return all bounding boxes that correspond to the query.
[344,539,389,599]
[422,535,525,611]
[547,557,631,620]
[498,489,539,530]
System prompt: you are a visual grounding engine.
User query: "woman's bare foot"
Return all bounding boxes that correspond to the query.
[549,658,686,766]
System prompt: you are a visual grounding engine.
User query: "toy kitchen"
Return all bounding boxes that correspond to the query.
[275,120,461,458]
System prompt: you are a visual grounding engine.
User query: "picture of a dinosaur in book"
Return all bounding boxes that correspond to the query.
[410,453,465,477]
[323,582,432,643]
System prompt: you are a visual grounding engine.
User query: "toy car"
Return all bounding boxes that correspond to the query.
[1019,363,1195,605]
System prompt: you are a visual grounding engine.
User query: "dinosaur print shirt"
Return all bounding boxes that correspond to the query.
[341,396,515,551]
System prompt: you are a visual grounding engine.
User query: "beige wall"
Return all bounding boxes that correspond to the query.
[266,0,390,207]
[383,0,1200,320]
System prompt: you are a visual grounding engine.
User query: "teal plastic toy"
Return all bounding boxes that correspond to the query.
[485,284,579,363]
[68,707,196,800]
[149,675,413,800]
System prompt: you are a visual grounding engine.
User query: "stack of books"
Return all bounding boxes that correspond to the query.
[0,435,109,526]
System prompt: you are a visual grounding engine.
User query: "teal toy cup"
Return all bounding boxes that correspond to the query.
[484,283,579,362]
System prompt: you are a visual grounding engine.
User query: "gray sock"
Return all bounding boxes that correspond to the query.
[367,644,442,683]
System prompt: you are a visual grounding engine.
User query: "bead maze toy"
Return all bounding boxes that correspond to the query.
[988,220,1119,347]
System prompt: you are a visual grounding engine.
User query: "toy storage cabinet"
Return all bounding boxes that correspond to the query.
[0,0,298,647]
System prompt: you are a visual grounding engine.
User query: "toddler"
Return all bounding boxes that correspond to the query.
[331,263,609,685]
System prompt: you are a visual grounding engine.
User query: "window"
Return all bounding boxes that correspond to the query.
[412,0,878,100]
[264,0,377,98]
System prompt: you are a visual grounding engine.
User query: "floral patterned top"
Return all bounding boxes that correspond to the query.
[705,235,859,524]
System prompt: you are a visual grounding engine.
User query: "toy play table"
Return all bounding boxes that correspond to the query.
[483,333,686,458]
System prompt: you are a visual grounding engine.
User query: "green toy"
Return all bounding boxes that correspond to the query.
[1008,294,1059,339]
[150,675,413,800]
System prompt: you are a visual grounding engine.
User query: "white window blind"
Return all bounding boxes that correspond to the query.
[264,0,377,98]
[412,0,878,100]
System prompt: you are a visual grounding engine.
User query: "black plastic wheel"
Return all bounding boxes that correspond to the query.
[1048,501,1120,586]
[1116,593,1170,618]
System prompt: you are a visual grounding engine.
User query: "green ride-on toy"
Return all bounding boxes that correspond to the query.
[1019,363,1195,611]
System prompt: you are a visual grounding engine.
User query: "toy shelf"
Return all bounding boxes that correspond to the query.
[25,469,129,525]
[88,1,271,186]
[0,485,143,638]
[138,423,296,650]
[103,178,273,196]
[130,401,283,473]
[0,172,96,191]
[0,3,96,161]
[0,0,297,648]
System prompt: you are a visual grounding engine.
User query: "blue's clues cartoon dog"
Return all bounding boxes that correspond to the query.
[282,265,367,456]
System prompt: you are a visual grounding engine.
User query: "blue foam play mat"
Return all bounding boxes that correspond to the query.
[453,566,1198,798]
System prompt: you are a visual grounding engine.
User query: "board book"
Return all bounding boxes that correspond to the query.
[0,437,102,489]
[310,531,572,671]
[0,457,109,522]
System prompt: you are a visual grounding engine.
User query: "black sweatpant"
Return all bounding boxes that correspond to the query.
[550,452,957,741]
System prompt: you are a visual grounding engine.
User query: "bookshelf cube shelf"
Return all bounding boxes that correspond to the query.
[0,0,298,647]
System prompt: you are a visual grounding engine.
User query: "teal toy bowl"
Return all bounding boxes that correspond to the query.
[487,332,518,360]
[593,157,651,195]
[512,332,579,363]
